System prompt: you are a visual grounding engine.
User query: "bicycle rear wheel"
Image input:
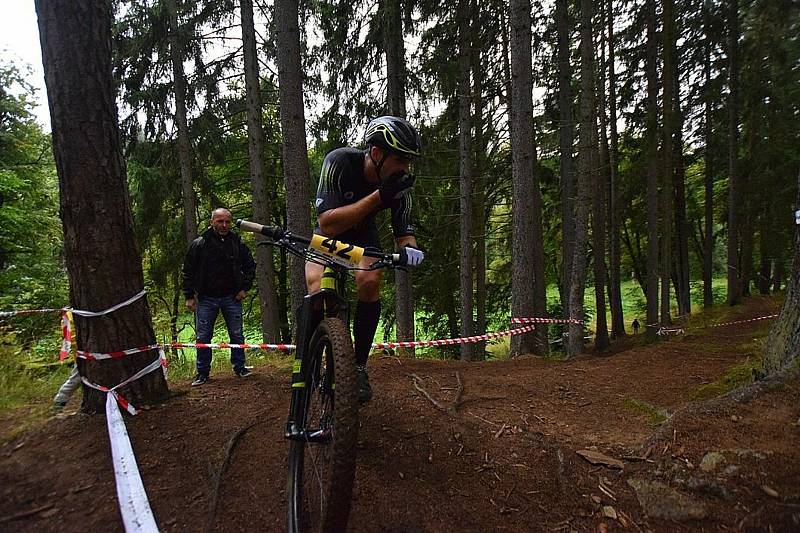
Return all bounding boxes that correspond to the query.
[287,317,359,533]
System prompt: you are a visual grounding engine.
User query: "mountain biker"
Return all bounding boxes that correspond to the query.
[305,116,424,404]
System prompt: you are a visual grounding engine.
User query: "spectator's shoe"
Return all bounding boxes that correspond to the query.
[355,365,373,404]
[234,367,252,378]
[191,374,209,387]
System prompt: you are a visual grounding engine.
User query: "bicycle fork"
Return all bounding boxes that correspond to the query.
[284,267,348,441]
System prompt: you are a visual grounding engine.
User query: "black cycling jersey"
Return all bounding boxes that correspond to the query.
[314,147,415,248]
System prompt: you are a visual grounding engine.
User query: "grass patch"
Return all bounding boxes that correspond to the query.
[691,356,763,401]
[622,397,669,426]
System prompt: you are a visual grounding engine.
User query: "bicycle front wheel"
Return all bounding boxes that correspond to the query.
[287,317,359,533]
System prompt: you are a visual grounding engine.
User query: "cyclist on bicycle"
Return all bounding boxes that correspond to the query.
[305,116,424,404]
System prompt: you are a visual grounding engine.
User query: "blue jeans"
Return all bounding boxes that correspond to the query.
[195,295,245,375]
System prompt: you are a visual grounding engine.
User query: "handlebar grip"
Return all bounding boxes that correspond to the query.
[236,219,284,240]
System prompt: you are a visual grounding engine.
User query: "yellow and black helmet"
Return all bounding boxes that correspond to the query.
[364,116,422,157]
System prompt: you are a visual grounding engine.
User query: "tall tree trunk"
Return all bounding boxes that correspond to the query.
[645,0,660,340]
[555,0,575,317]
[35,0,169,413]
[472,0,487,360]
[593,0,610,351]
[241,0,280,342]
[275,0,312,316]
[383,0,415,350]
[727,0,742,306]
[606,0,625,337]
[762,169,800,374]
[567,0,597,357]
[667,0,691,317]
[660,0,675,325]
[509,0,545,356]
[384,0,406,117]
[703,0,715,308]
[457,0,474,361]
[740,196,754,296]
[166,0,197,245]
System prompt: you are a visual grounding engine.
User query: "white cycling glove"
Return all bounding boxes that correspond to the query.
[400,245,424,267]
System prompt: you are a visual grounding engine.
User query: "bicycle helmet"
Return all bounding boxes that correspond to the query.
[364,116,422,157]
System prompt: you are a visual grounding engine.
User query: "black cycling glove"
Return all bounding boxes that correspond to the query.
[379,171,416,207]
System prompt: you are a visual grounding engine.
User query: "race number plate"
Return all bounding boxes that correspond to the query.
[309,234,365,266]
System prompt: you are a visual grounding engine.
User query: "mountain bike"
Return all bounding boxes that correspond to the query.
[236,219,407,533]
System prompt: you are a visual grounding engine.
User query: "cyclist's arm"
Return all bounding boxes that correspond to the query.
[318,192,382,237]
[395,235,418,249]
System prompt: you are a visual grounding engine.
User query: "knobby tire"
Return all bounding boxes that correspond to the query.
[287,318,359,533]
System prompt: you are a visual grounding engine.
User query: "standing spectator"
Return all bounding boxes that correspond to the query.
[632,318,641,334]
[183,208,256,386]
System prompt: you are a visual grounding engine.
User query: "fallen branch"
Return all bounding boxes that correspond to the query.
[206,421,259,532]
[411,372,464,415]
[0,503,56,523]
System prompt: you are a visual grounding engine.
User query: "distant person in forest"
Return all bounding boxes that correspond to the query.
[632,318,640,334]
[306,116,424,404]
[183,207,256,386]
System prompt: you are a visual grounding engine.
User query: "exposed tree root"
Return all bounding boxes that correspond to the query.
[411,372,464,415]
[205,420,259,532]
[642,365,798,451]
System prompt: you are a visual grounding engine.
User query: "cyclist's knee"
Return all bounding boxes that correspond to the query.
[356,271,381,300]
[305,262,323,293]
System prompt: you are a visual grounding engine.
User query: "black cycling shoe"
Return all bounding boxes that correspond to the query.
[355,365,373,404]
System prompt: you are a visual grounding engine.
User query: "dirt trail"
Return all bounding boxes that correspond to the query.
[1,296,798,532]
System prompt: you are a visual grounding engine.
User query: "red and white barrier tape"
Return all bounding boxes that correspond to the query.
[372,325,537,349]
[0,307,62,318]
[60,310,73,360]
[512,316,584,325]
[657,327,685,336]
[81,350,167,415]
[708,314,778,328]
[171,341,296,351]
[81,351,164,533]
[67,289,147,318]
[78,343,162,361]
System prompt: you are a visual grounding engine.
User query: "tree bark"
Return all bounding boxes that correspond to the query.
[241,0,281,342]
[762,169,800,374]
[666,0,691,317]
[567,0,597,357]
[275,0,312,317]
[660,0,675,325]
[606,0,625,337]
[555,0,575,317]
[457,0,475,361]
[703,0,715,308]
[593,1,610,352]
[35,0,169,413]
[383,0,415,352]
[166,0,197,245]
[509,0,544,356]
[727,0,742,306]
[472,0,487,360]
[645,0,660,340]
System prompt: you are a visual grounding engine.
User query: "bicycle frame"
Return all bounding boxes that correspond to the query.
[285,266,349,441]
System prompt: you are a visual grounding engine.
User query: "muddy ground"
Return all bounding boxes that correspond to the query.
[1,295,798,532]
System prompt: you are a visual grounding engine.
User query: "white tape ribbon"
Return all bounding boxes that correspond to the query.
[68,289,146,317]
[106,393,159,533]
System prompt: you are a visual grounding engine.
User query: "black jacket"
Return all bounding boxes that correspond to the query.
[182,228,255,299]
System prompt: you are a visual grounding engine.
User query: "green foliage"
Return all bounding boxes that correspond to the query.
[622,397,668,427]
[0,62,67,342]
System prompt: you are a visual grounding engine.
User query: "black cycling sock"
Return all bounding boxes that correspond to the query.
[353,300,381,366]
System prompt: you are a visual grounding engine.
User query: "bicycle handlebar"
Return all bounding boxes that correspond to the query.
[236,219,403,269]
